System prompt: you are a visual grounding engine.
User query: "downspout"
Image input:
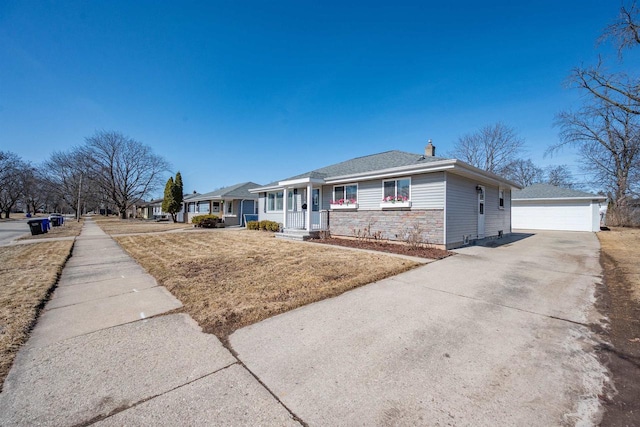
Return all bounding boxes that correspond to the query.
[240,199,245,226]
[443,171,448,249]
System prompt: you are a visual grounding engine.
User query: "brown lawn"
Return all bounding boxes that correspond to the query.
[93,216,191,235]
[115,230,420,338]
[0,241,74,390]
[597,228,640,426]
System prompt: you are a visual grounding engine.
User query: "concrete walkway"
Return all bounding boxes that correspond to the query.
[0,218,299,426]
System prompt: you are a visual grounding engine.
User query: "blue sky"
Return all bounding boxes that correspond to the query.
[0,1,633,196]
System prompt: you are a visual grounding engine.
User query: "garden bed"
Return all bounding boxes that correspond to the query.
[314,237,453,259]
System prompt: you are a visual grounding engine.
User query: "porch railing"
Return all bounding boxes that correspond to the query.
[286,210,329,231]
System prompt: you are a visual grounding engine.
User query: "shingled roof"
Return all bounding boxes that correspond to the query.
[191,182,261,201]
[259,150,450,187]
[513,183,605,200]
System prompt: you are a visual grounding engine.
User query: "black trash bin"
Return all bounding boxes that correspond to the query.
[49,214,63,227]
[28,219,45,235]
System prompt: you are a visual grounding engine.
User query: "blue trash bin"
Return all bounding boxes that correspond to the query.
[41,218,50,233]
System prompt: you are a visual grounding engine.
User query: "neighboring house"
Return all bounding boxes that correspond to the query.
[512,184,606,232]
[139,198,164,220]
[185,182,260,226]
[249,144,520,249]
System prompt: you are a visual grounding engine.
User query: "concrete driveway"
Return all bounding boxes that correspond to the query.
[230,231,607,426]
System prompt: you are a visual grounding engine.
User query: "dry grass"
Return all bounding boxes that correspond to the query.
[598,227,640,302]
[115,230,420,338]
[18,218,84,240]
[0,241,74,390]
[93,216,191,235]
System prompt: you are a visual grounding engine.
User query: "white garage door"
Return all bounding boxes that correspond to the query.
[512,200,598,232]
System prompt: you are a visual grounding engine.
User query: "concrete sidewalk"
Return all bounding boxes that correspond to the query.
[0,218,299,426]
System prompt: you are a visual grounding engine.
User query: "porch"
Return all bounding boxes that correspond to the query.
[276,182,329,241]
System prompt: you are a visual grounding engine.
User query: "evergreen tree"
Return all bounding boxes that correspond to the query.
[173,171,184,220]
[162,177,175,220]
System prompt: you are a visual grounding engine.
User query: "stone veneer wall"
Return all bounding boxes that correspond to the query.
[329,209,444,245]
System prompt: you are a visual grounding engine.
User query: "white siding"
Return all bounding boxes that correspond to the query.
[358,179,383,210]
[445,173,478,246]
[411,172,445,209]
[445,173,511,247]
[512,200,601,232]
[257,194,284,223]
[336,172,445,211]
[484,186,511,237]
[321,185,333,209]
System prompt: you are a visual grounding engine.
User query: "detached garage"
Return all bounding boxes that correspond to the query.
[512,184,606,232]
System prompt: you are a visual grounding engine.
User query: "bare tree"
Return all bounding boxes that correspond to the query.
[20,164,49,214]
[551,98,640,224]
[450,123,525,175]
[502,159,545,187]
[545,165,577,189]
[600,1,640,57]
[573,2,640,115]
[83,131,169,219]
[44,149,98,218]
[0,151,26,218]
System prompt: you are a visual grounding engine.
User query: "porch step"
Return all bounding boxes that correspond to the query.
[276,229,320,242]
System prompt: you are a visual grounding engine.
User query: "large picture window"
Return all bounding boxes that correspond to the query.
[333,184,358,203]
[198,201,210,213]
[382,178,411,201]
[267,191,284,212]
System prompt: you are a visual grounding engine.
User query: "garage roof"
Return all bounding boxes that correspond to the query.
[513,183,606,201]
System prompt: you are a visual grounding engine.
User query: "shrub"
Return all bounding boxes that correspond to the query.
[246,220,280,232]
[192,214,220,226]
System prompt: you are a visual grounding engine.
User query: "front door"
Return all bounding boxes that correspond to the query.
[312,188,320,211]
[477,185,485,239]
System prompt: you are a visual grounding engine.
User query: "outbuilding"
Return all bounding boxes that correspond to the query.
[512,184,606,232]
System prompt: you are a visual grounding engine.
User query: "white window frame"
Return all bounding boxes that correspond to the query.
[498,188,505,210]
[198,201,210,214]
[333,183,358,203]
[382,177,411,201]
[267,191,284,212]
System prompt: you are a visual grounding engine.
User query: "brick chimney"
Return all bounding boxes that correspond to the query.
[425,140,435,157]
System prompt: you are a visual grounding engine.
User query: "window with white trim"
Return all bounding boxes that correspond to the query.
[267,191,284,212]
[333,184,357,203]
[499,188,504,209]
[382,178,411,201]
[226,200,233,214]
[288,190,295,211]
[198,201,210,213]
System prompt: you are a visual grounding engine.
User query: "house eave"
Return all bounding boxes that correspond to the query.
[325,160,457,184]
[513,196,607,202]
[279,177,326,187]
[324,159,521,189]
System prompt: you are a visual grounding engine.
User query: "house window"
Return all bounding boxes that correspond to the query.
[226,200,233,214]
[188,203,195,213]
[382,178,411,201]
[333,184,357,203]
[198,201,210,213]
[288,190,295,211]
[267,191,284,212]
[499,189,505,209]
